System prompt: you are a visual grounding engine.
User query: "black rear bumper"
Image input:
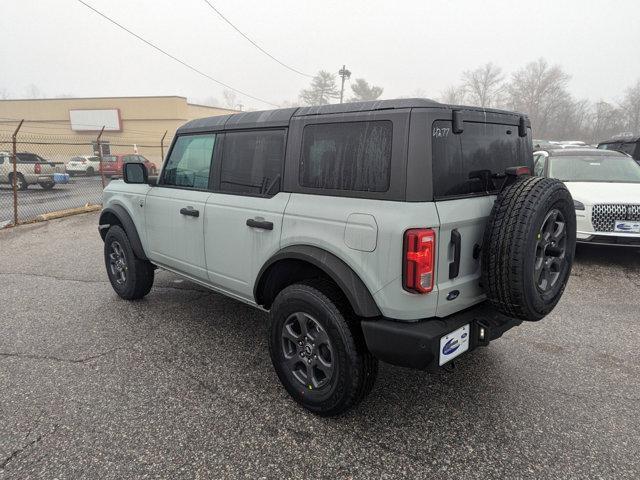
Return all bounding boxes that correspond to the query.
[361,302,522,371]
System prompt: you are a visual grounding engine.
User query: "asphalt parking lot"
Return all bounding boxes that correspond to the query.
[1,213,639,479]
[0,176,105,225]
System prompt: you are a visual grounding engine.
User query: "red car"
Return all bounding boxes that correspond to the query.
[99,154,157,177]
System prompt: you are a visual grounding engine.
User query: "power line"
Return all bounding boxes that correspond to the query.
[200,0,313,78]
[76,0,280,108]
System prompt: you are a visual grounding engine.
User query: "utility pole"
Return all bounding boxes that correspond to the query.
[339,65,351,104]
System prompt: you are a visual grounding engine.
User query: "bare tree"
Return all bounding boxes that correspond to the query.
[222,89,239,109]
[440,85,466,105]
[196,96,222,107]
[24,84,44,99]
[461,63,504,107]
[349,78,383,102]
[620,79,640,134]
[590,101,624,143]
[300,71,340,106]
[505,59,571,138]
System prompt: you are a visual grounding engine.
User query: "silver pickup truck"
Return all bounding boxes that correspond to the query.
[0,152,66,190]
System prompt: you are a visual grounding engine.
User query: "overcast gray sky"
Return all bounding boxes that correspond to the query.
[1,0,639,109]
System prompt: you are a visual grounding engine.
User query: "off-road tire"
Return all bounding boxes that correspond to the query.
[9,173,27,191]
[268,279,378,416]
[481,176,576,321]
[104,225,154,300]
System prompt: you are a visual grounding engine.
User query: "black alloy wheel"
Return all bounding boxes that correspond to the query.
[534,208,567,292]
[281,312,334,389]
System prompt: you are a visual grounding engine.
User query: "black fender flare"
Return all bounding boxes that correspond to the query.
[99,205,148,261]
[254,245,381,318]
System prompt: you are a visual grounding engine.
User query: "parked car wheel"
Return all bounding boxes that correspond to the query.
[86,167,95,176]
[9,173,27,191]
[268,279,378,416]
[481,176,576,321]
[104,226,154,300]
[39,182,55,190]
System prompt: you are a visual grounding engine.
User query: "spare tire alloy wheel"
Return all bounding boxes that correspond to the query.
[481,176,576,321]
[281,312,334,389]
[534,209,567,293]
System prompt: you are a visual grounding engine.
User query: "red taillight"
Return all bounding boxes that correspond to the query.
[403,228,436,294]
[34,163,41,174]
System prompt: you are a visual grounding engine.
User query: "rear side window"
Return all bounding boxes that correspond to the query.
[163,134,216,189]
[220,130,285,196]
[432,121,532,199]
[300,121,392,192]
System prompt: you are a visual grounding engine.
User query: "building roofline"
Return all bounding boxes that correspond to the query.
[0,95,192,102]
[0,95,235,111]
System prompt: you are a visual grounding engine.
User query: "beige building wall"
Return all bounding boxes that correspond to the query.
[0,96,237,166]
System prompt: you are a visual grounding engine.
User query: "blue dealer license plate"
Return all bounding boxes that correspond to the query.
[439,324,470,366]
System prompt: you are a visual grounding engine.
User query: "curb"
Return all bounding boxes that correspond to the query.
[0,204,101,229]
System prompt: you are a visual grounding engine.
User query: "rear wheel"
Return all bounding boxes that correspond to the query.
[104,226,154,300]
[9,173,27,191]
[481,176,576,321]
[268,279,378,416]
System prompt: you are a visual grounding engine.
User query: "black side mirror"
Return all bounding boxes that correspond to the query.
[123,162,148,184]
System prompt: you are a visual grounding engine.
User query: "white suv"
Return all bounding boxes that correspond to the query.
[100,99,576,416]
[66,155,101,176]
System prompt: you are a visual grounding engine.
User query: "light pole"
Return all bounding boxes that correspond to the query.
[339,65,351,104]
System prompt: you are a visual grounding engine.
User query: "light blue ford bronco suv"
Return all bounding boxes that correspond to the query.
[99,99,576,416]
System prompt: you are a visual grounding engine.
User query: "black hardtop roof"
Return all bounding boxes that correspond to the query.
[599,136,640,144]
[176,98,526,134]
[544,148,628,157]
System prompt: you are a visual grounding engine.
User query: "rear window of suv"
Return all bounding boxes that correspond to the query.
[300,121,392,192]
[432,120,532,199]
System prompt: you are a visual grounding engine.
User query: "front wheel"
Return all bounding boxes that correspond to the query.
[86,167,95,176]
[268,280,378,416]
[104,225,154,300]
[39,182,55,190]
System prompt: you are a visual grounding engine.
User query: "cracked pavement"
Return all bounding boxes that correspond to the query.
[1,213,639,479]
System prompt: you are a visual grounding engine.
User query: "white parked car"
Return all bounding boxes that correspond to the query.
[66,155,101,176]
[534,148,640,246]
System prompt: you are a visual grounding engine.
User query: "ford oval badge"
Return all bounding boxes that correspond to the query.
[447,290,460,301]
[442,338,460,356]
[616,222,632,231]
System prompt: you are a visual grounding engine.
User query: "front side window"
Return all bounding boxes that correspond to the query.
[300,121,392,192]
[220,130,285,196]
[162,134,216,189]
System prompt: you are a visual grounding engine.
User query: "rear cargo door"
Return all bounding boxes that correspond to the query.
[431,117,532,317]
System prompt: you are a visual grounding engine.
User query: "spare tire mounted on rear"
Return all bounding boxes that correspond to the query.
[481,176,576,321]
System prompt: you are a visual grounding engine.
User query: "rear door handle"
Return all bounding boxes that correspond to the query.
[246,218,273,230]
[180,206,199,217]
[449,229,461,279]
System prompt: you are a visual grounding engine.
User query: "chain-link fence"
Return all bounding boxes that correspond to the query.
[0,126,169,228]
